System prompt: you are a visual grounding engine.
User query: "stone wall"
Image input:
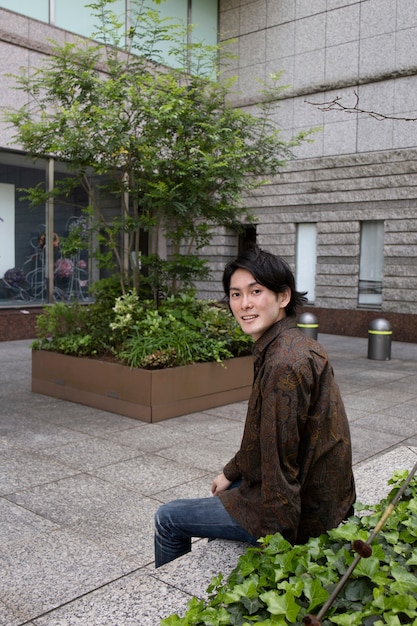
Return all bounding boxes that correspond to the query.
[234,148,417,316]
[214,0,417,332]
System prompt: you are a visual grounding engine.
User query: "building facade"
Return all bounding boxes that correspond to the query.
[216,0,417,340]
[1,0,417,341]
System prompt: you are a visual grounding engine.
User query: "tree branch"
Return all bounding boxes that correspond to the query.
[304,90,417,122]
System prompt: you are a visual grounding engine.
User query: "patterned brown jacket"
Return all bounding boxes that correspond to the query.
[219,316,356,544]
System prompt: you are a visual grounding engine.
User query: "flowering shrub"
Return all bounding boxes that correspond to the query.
[60,217,91,257]
[54,258,74,278]
[4,267,25,287]
[69,217,89,241]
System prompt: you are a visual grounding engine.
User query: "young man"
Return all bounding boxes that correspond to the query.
[154,246,355,568]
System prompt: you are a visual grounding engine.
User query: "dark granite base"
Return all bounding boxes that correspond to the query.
[0,307,43,341]
[0,305,416,343]
[303,307,417,343]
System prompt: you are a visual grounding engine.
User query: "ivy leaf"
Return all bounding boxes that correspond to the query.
[328,611,365,626]
[223,578,259,605]
[406,548,417,566]
[390,565,417,593]
[260,533,292,554]
[327,523,362,542]
[402,515,417,540]
[373,615,402,626]
[161,596,206,625]
[277,578,304,598]
[303,577,330,612]
[354,556,380,579]
[343,578,373,603]
[383,530,400,545]
[241,595,264,614]
[372,590,417,613]
[235,549,263,577]
[198,605,234,625]
[259,590,300,621]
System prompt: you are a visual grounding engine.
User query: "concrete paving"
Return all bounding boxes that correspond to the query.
[1,333,417,625]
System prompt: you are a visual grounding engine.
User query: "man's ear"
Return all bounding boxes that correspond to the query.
[280,287,291,308]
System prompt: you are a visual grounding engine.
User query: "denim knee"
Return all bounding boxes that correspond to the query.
[155,500,188,540]
[154,502,169,533]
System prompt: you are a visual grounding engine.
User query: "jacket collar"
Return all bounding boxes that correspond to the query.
[253,316,297,358]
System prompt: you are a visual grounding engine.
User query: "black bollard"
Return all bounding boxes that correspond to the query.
[368,318,392,360]
[297,312,319,340]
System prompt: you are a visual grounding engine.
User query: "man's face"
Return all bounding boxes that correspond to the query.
[228,268,289,341]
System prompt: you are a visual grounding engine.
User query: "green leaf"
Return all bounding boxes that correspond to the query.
[328,611,365,626]
[406,548,417,566]
[390,565,417,593]
[303,577,330,612]
[354,556,380,579]
[373,615,402,626]
[223,578,259,604]
[327,523,362,542]
[372,590,417,613]
[259,590,300,621]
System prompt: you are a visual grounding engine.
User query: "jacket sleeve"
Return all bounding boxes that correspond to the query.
[223,453,243,482]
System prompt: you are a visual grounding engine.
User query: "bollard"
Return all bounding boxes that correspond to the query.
[368,318,392,361]
[297,312,319,340]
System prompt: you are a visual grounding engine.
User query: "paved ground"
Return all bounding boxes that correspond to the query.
[1,333,417,625]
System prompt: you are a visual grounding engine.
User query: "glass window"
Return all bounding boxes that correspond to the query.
[358,220,384,308]
[0,183,15,277]
[191,0,218,46]
[145,0,188,67]
[156,0,188,23]
[0,0,48,21]
[0,155,92,305]
[54,0,125,39]
[296,223,316,303]
[1,0,219,67]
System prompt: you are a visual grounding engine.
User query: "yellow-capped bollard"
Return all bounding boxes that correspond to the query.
[297,312,319,340]
[368,318,392,360]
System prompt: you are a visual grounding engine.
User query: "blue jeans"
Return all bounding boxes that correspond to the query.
[154,493,258,568]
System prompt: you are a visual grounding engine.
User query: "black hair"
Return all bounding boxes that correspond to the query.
[222,245,308,317]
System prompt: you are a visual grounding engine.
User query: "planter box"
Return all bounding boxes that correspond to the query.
[32,351,254,423]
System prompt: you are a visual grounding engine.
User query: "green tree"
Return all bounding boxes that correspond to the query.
[5,0,312,296]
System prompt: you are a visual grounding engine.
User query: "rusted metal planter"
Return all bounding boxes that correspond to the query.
[32,351,253,423]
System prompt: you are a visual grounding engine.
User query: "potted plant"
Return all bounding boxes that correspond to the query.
[31,286,254,422]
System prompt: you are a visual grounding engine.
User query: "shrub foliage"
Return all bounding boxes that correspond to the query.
[31,289,253,368]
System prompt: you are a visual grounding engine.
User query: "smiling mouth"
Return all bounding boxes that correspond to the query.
[242,314,258,321]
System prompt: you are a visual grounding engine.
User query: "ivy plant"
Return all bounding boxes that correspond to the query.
[161,470,417,626]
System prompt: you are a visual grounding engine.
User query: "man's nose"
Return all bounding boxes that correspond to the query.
[241,294,252,309]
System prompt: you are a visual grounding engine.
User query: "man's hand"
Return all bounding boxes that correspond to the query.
[211,472,232,496]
